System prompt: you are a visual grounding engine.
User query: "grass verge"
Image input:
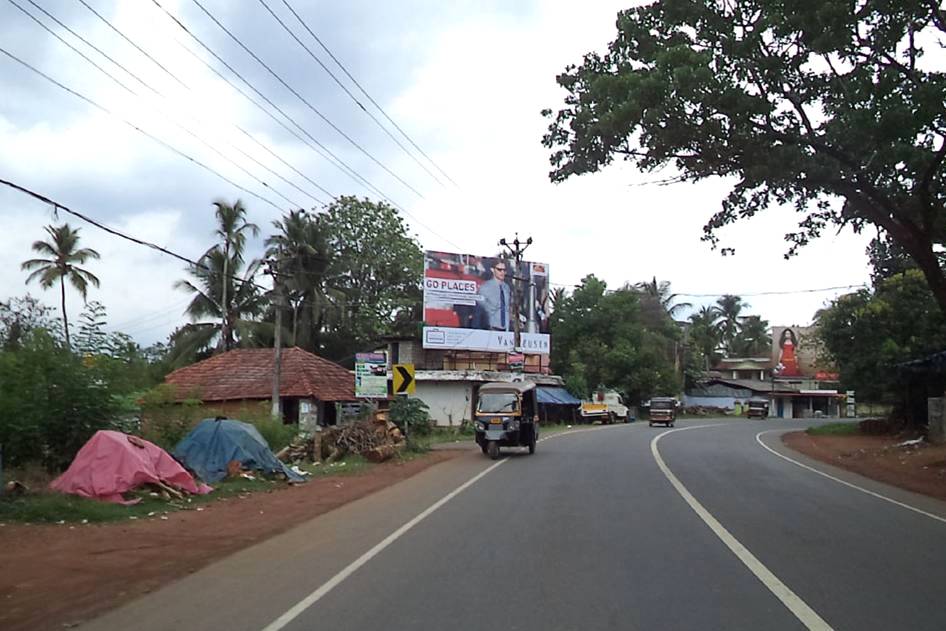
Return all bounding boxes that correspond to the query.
[806,422,861,436]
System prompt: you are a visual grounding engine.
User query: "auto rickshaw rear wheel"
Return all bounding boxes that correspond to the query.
[487,440,500,460]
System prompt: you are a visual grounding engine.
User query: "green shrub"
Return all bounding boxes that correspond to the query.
[389,397,432,437]
[137,384,204,451]
[0,330,120,470]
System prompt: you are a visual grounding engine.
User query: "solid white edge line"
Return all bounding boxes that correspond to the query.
[756,430,946,525]
[261,421,633,630]
[652,425,834,631]
[261,458,506,631]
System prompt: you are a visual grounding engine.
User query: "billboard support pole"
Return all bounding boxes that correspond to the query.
[499,234,532,351]
[265,256,286,419]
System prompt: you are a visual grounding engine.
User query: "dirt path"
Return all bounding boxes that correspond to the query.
[0,450,462,631]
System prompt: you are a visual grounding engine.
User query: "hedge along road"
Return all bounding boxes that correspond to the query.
[82,420,946,631]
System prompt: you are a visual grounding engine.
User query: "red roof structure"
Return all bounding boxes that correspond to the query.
[164,347,356,402]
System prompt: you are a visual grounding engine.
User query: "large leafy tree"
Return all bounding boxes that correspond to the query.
[818,269,946,401]
[21,223,100,350]
[551,275,680,403]
[318,196,423,363]
[543,2,946,314]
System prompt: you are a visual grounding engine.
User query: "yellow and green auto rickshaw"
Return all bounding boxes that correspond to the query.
[474,381,539,460]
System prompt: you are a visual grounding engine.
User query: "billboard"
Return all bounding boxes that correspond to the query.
[355,352,388,398]
[422,250,550,354]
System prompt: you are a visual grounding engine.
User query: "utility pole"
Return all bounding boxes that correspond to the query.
[498,233,532,350]
[265,256,285,419]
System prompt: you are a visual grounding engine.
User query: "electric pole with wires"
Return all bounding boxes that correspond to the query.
[498,234,532,351]
[264,255,287,419]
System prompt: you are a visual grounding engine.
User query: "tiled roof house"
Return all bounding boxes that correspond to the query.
[164,347,356,426]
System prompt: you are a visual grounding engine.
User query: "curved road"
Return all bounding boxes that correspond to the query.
[85,419,946,631]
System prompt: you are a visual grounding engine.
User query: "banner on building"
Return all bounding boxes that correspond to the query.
[422,250,550,354]
[355,352,388,398]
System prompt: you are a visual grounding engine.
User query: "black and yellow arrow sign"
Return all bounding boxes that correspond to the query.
[393,363,415,394]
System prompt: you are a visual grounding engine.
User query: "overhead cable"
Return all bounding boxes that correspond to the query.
[0,177,273,293]
[149,0,402,208]
[256,0,445,187]
[24,0,327,206]
[189,0,426,200]
[280,0,459,188]
[0,46,288,212]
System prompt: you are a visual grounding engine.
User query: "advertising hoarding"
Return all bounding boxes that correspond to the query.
[422,250,550,354]
[355,352,388,398]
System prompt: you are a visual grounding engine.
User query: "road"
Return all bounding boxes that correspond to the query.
[83,419,946,631]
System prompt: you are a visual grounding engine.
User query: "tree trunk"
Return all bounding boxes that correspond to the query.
[60,275,70,350]
[912,246,946,318]
[221,242,230,351]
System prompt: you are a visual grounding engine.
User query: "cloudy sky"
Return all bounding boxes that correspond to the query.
[0,0,872,347]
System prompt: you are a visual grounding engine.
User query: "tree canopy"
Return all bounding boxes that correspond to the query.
[543,1,946,313]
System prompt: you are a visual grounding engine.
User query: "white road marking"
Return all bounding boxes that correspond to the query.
[652,425,834,631]
[756,430,946,525]
[261,422,635,630]
[261,458,506,631]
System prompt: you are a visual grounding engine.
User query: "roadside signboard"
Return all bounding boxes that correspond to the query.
[393,363,415,394]
[355,352,388,398]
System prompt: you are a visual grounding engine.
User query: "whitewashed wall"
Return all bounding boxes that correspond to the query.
[412,382,474,427]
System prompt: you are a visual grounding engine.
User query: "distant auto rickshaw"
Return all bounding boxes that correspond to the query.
[474,381,539,460]
[648,397,677,427]
[747,398,769,419]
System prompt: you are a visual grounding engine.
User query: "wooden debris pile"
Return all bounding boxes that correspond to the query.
[277,414,405,464]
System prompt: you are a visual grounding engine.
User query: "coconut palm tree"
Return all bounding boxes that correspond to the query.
[265,209,337,350]
[21,223,100,350]
[172,248,266,362]
[207,199,259,351]
[730,315,771,357]
[636,277,692,318]
[688,304,722,368]
[715,294,747,354]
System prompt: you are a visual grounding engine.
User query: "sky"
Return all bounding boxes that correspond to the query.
[0,0,874,347]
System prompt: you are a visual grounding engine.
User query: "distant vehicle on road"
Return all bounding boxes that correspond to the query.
[648,397,677,427]
[580,389,630,424]
[747,398,769,419]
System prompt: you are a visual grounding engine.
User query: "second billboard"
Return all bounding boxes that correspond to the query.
[422,250,550,354]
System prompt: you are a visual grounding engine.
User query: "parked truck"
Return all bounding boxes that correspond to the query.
[580,389,630,424]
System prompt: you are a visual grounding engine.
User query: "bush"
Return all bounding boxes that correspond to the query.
[203,401,298,452]
[137,384,204,452]
[0,330,120,470]
[389,398,432,437]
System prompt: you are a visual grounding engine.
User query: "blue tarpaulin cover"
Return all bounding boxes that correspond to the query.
[536,386,582,405]
[173,418,304,483]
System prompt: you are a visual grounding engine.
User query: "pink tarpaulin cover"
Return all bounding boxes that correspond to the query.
[50,430,212,504]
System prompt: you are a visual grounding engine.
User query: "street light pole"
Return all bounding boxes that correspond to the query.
[498,233,532,351]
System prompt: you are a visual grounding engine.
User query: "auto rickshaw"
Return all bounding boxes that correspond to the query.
[648,397,677,427]
[747,398,769,419]
[474,381,539,460]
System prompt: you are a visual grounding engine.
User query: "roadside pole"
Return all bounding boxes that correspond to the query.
[266,256,285,419]
[498,234,532,351]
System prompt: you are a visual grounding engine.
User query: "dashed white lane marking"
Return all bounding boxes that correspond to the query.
[261,458,506,631]
[652,425,833,631]
[262,422,632,630]
[756,429,946,525]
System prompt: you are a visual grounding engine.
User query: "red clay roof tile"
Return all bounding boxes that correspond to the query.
[164,347,356,402]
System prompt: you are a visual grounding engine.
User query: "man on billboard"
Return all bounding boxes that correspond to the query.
[479,258,512,331]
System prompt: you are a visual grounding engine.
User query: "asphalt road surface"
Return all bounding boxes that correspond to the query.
[84,419,946,631]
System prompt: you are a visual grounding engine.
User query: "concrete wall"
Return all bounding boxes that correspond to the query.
[411,381,474,427]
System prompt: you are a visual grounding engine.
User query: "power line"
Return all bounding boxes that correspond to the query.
[8,0,305,210]
[256,0,445,188]
[149,0,402,208]
[0,45,287,212]
[280,0,459,188]
[0,177,274,295]
[25,0,328,207]
[75,0,187,90]
[189,0,426,200]
[549,281,867,297]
